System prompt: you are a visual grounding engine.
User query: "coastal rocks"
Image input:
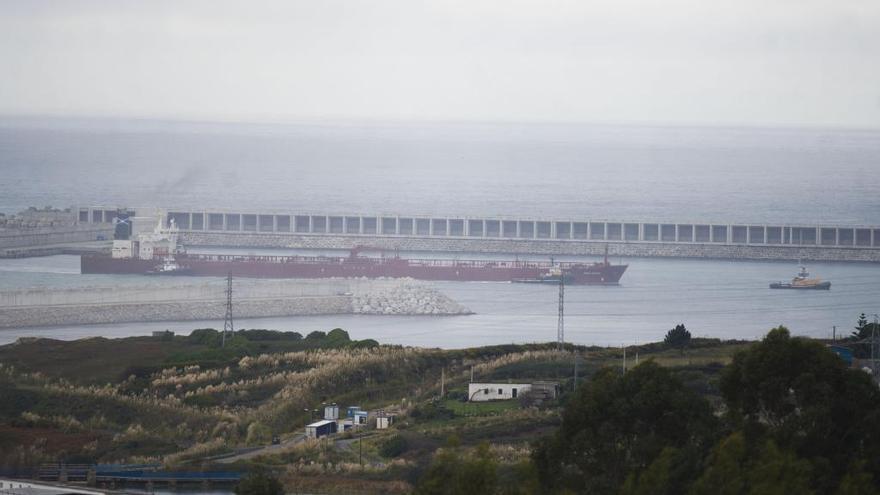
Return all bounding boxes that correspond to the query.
[351,279,472,316]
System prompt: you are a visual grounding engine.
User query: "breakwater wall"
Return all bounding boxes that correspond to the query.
[177,232,880,263]
[0,279,471,328]
[0,225,113,250]
[73,206,880,262]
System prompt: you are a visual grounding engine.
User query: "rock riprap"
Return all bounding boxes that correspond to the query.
[351,279,472,315]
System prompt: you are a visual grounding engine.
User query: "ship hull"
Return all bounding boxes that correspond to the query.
[81,254,627,285]
[769,282,831,290]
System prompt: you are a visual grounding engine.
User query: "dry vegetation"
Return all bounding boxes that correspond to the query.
[0,328,746,493]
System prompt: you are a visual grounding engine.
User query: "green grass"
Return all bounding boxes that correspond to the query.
[441,398,519,416]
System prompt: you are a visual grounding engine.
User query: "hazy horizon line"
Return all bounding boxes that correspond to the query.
[2,111,879,135]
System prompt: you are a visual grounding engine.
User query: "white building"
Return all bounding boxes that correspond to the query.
[467,381,559,402]
[324,404,339,420]
[376,412,394,429]
[353,410,368,425]
[468,383,530,401]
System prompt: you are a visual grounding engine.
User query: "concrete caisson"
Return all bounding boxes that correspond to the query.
[75,207,880,263]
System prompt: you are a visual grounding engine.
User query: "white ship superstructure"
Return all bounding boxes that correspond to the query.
[111,212,180,260]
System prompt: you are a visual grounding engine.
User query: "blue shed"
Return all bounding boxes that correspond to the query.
[829,345,854,366]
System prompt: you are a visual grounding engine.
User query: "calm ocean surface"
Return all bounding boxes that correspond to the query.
[2,117,880,223]
[0,118,878,347]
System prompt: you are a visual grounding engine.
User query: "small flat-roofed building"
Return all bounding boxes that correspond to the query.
[305,419,338,439]
[468,383,529,401]
[377,414,394,429]
[353,410,368,425]
[468,382,559,402]
[346,406,368,425]
[324,404,339,420]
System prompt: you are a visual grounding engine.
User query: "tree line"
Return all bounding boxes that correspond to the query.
[417,326,880,494]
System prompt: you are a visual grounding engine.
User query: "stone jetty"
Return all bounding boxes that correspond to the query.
[0,278,472,329]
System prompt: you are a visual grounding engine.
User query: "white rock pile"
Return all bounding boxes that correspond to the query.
[351,279,472,316]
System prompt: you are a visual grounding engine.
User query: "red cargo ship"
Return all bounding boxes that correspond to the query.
[82,247,627,285]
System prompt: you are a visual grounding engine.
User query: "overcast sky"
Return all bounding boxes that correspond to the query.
[1,0,879,128]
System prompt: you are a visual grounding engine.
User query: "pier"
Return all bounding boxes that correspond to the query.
[76,206,880,262]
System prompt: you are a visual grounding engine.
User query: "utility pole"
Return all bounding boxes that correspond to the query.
[557,275,565,351]
[470,365,474,383]
[440,367,445,398]
[869,324,876,372]
[622,346,627,373]
[222,272,234,347]
[833,325,836,341]
[573,352,579,391]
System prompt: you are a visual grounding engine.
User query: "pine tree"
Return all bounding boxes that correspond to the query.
[664,324,692,353]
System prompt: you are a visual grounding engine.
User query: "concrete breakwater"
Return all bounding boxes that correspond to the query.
[0,278,472,329]
[0,225,113,250]
[68,205,880,263]
[179,232,880,263]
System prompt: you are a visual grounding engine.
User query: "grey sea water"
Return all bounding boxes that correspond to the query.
[1,117,879,223]
[0,118,878,347]
[0,253,876,347]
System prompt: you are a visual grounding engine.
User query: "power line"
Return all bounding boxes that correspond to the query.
[557,275,564,351]
[222,272,234,347]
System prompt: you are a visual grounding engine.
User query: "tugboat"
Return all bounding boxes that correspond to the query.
[146,255,193,276]
[770,265,831,290]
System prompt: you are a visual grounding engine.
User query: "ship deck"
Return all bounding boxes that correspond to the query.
[180,253,601,269]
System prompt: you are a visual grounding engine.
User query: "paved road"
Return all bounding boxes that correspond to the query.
[214,434,307,464]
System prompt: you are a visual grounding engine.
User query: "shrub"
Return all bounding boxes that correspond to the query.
[187,328,220,346]
[235,468,284,495]
[246,421,272,446]
[380,434,409,458]
[410,402,455,421]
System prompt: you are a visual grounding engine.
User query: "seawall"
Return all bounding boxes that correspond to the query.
[178,232,880,263]
[0,225,113,249]
[0,279,471,328]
